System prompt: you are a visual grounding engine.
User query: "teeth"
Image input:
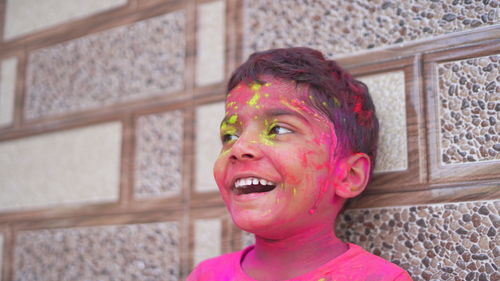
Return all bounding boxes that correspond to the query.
[234,177,276,189]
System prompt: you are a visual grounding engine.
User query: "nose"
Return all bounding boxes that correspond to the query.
[229,135,263,161]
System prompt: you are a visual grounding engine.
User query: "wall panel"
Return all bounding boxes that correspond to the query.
[195,0,226,86]
[425,44,500,183]
[194,101,225,193]
[0,122,122,212]
[0,0,498,280]
[13,222,180,281]
[336,200,500,281]
[3,0,128,40]
[0,58,17,127]
[0,233,3,281]
[242,0,499,58]
[134,110,184,199]
[24,11,186,120]
[358,71,408,173]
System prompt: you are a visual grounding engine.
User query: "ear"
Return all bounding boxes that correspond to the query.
[334,153,371,199]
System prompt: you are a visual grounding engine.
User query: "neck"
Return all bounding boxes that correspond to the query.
[242,224,348,280]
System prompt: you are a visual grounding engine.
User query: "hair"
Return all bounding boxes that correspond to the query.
[227,47,379,180]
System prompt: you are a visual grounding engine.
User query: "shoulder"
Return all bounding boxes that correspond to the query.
[327,243,413,281]
[186,246,253,281]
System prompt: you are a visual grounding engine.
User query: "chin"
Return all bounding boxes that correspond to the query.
[231,210,273,233]
[230,211,293,240]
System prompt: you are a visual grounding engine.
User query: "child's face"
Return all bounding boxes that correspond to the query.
[213,78,341,238]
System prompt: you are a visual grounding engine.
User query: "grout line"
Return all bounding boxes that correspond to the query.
[347,198,500,212]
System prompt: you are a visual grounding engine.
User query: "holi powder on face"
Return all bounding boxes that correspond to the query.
[227,114,238,124]
[258,119,278,146]
[246,81,272,108]
[220,121,237,141]
[247,93,260,107]
[249,81,262,91]
[309,122,338,214]
[222,80,340,218]
[226,101,236,110]
[279,96,323,123]
[278,92,339,214]
[273,92,340,214]
[219,147,230,157]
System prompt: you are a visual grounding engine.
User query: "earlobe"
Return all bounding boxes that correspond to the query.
[334,153,371,199]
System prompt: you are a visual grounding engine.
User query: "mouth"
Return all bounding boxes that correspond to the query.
[233,177,277,195]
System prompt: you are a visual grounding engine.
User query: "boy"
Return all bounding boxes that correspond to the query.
[188,47,413,281]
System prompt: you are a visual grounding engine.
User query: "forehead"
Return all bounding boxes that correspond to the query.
[227,78,298,103]
[225,78,322,119]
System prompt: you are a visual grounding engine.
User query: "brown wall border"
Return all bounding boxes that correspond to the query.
[423,40,500,184]
[348,56,426,193]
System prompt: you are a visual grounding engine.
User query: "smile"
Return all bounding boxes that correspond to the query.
[233,177,277,195]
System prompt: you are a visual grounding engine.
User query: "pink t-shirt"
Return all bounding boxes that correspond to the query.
[187,243,413,281]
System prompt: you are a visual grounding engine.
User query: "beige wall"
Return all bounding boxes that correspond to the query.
[0,0,498,280]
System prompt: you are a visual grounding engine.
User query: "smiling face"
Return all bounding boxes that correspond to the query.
[213,77,345,239]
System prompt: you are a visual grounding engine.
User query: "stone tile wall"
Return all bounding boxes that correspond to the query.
[195,102,225,193]
[438,54,500,165]
[196,0,226,86]
[193,218,222,265]
[241,200,500,281]
[243,0,499,58]
[0,233,3,281]
[134,110,184,199]
[24,10,186,120]
[336,201,499,281]
[358,71,408,173]
[3,0,127,40]
[0,122,122,211]
[0,57,17,127]
[13,222,180,281]
[0,1,498,280]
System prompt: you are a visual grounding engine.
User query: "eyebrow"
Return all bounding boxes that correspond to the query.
[220,108,311,127]
[264,108,310,124]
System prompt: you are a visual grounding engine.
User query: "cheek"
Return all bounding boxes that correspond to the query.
[213,154,227,185]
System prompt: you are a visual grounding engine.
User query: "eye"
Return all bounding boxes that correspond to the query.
[269,125,293,135]
[221,133,238,143]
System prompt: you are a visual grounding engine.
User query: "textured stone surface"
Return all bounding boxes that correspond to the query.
[194,218,222,265]
[336,201,500,281]
[0,233,3,280]
[243,0,499,58]
[14,222,179,281]
[195,102,225,192]
[358,71,407,172]
[0,57,17,127]
[438,54,500,165]
[241,200,500,281]
[0,122,121,212]
[134,110,183,198]
[196,0,226,86]
[3,0,127,40]
[25,11,186,120]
